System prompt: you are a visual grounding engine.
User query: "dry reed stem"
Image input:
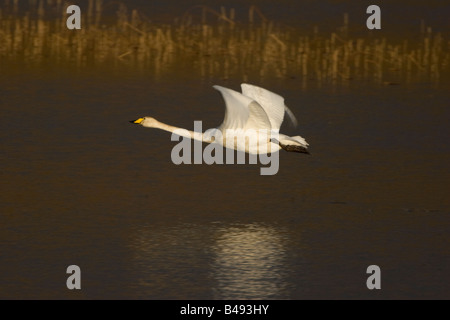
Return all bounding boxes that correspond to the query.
[0,1,448,83]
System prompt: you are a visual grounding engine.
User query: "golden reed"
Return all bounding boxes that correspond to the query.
[0,0,448,83]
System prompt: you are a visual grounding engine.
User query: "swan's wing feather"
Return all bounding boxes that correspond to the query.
[213,85,271,131]
[241,83,297,130]
[284,104,298,127]
[213,85,249,130]
[246,101,272,130]
[241,83,284,130]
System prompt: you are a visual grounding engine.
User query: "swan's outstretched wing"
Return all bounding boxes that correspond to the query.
[241,83,298,131]
[213,85,272,131]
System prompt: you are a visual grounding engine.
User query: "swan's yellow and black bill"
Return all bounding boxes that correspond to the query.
[130,118,144,124]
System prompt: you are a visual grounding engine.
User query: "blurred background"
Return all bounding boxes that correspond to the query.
[0,0,449,299]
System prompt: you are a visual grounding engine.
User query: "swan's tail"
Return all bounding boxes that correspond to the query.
[273,135,310,154]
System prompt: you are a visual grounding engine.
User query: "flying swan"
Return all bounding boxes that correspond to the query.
[131,83,309,154]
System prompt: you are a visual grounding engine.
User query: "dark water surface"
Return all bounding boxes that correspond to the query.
[1,68,449,299]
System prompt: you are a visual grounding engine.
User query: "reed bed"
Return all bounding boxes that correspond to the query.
[1,0,448,83]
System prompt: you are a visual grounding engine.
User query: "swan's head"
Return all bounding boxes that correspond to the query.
[130,116,158,128]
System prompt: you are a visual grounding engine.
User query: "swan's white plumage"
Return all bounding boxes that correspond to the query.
[213,85,272,131]
[132,83,309,154]
[241,83,298,130]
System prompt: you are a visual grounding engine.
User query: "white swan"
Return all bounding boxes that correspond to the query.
[131,83,309,154]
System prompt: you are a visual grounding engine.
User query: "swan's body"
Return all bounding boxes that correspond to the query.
[131,84,309,154]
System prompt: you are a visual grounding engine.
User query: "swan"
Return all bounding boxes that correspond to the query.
[130,83,309,154]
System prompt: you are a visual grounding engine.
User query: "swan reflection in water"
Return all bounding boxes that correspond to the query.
[211,223,289,299]
[129,222,289,299]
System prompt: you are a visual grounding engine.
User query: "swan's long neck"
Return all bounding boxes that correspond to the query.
[153,120,207,143]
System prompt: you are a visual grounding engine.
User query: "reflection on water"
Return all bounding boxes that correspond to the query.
[211,223,288,299]
[128,222,290,299]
